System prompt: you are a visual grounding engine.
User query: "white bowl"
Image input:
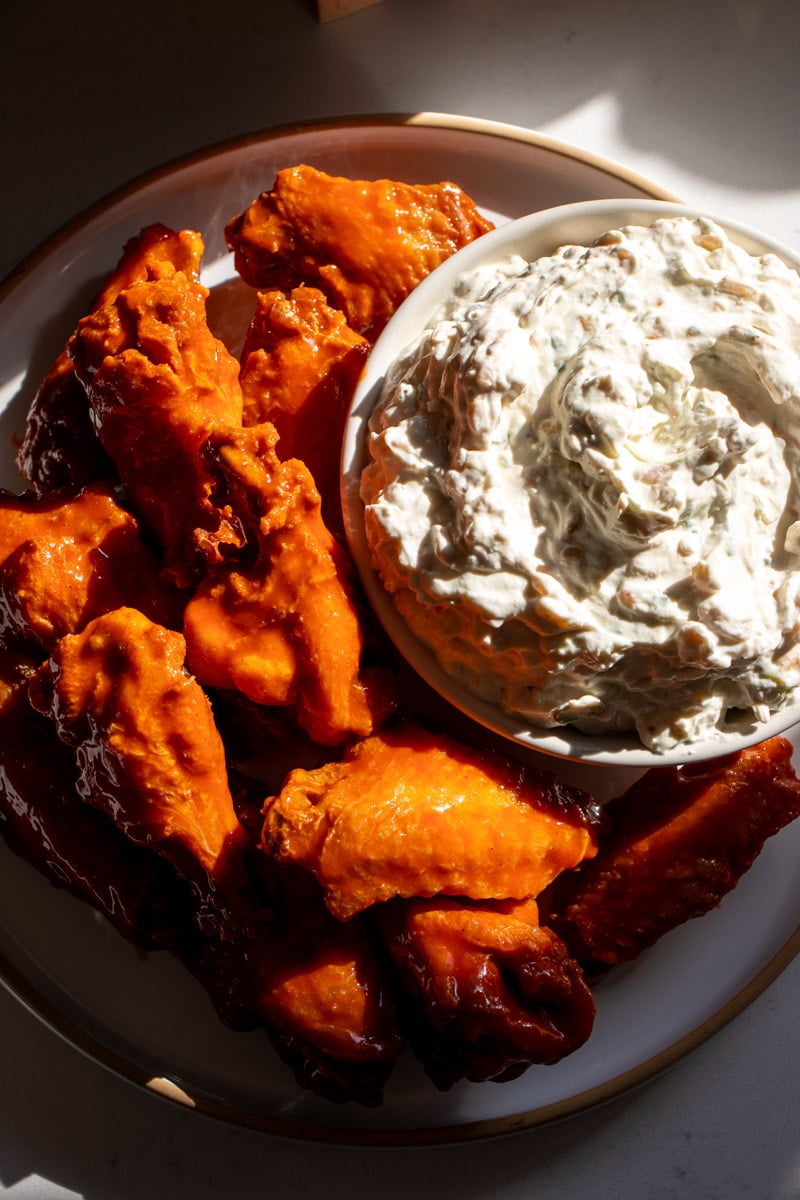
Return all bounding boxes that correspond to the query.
[341,199,800,768]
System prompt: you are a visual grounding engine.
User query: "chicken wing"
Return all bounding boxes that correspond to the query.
[239,285,369,529]
[17,224,204,494]
[14,615,399,1100]
[182,425,396,746]
[214,691,332,806]
[378,896,594,1089]
[0,483,183,653]
[0,651,194,949]
[68,258,245,586]
[543,736,800,975]
[28,607,250,915]
[231,863,403,1105]
[262,723,600,920]
[225,165,495,340]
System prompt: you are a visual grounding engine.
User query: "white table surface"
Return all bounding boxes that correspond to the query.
[3,1,800,1196]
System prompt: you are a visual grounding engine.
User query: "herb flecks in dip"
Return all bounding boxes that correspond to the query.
[362,216,800,752]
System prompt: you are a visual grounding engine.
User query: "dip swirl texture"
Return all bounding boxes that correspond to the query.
[361,216,800,751]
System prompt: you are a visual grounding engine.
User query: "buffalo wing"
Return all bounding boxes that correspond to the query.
[0,483,182,653]
[183,425,395,746]
[225,165,495,340]
[543,736,800,975]
[69,259,245,585]
[28,607,249,906]
[262,723,600,920]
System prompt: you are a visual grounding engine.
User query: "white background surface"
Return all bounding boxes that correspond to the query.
[2,1,800,1196]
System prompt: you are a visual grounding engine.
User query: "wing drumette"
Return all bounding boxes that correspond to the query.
[17,224,204,494]
[262,723,600,920]
[225,165,495,340]
[542,736,800,976]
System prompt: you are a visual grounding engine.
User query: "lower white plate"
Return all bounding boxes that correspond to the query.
[2,112,798,1145]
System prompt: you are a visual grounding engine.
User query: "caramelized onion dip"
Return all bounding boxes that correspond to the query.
[361,215,800,752]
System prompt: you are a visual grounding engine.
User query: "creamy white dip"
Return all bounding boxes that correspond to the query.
[361,216,800,752]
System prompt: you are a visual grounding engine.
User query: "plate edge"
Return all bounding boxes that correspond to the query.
[0,110,679,298]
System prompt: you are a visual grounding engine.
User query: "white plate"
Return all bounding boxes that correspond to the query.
[1,112,798,1145]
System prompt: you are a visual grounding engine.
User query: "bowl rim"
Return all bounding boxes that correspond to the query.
[340,198,800,768]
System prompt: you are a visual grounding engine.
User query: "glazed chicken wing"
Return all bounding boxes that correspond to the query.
[68,257,245,586]
[239,285,369,529]
[28,607,249,905]
[225,165,495,340]
[543,736,800,975]
[0,651,194,949]
[229,864,403,1106]
[0,483,183,653]
[183,425,395,746]
[262,723,600,920]
[378,896,594,1089]
[2,643,396,1102]
[17,224,204,494]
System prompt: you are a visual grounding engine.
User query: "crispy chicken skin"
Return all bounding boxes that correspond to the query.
[225,165,495,341]
[542,736,800,975]
[239,285,369,529]
[378,896,595,1088]
[183,425,395,746]
[0,483,183,652]
[69,260,245,586]
[262,723,600,921]
[28,607,247,894]
[185,899,403,1105]
[17,224,204,494]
